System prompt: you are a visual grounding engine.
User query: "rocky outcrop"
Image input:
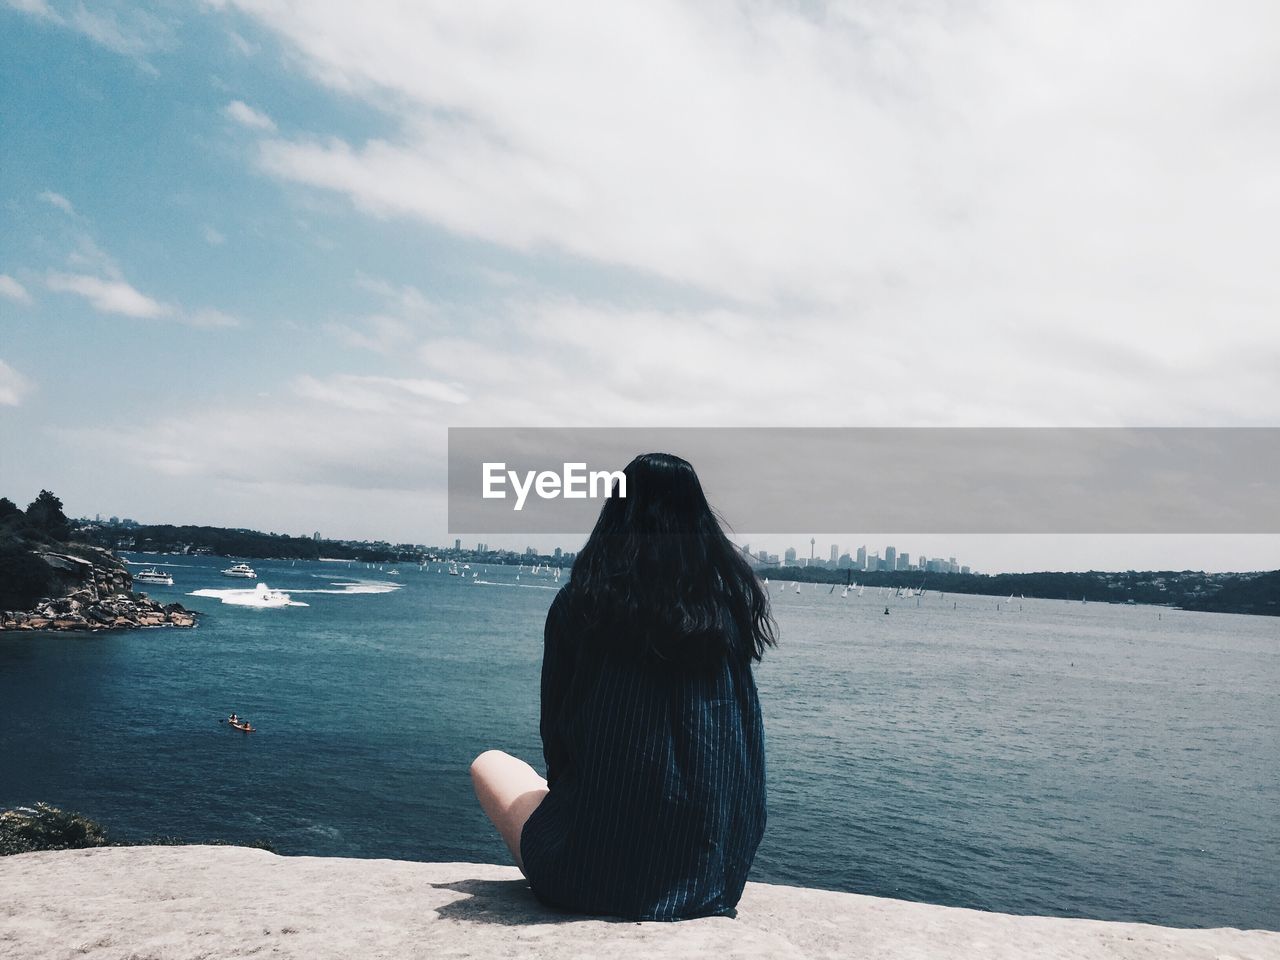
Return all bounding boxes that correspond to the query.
[0,847,1275,960]
[0,547,195,632]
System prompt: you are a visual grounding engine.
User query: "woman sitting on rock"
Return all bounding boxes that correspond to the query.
[471,452,775,921]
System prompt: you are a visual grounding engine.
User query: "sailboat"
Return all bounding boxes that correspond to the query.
[841,586,849,598]
[794,582,801,594]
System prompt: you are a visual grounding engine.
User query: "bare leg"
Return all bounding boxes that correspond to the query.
[470,749,549,876]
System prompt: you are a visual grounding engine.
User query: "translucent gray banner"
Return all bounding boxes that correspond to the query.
[447,428,1280,534]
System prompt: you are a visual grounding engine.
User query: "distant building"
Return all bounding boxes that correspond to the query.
[313,531,321,541]
[961,565,971,575]
[809,538,816,560]
[784,546,797,565]
[856,545,866,569]
[553,547,562,559]
[454,538,462,551]
[899,552,910,570]
[838,552,852,569]
[829,544,838,564]
[885,546,896,571]
[525,546,537,556]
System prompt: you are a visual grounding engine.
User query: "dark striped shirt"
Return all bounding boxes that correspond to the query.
[520,588,767,920]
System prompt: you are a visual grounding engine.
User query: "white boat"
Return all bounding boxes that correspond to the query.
[245,583,294,608]
[221,563,257,579]
[794,582,801,594]
[448,562,462,576]
[388,569,401,577]
[133,568,173,586]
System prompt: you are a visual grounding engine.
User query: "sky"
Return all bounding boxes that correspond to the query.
[2,0,1279,572]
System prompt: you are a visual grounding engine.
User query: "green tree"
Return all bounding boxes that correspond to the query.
[24,489,71,542]
[0,497,19,520]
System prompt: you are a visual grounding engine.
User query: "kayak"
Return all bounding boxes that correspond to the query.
[227,719,255,732]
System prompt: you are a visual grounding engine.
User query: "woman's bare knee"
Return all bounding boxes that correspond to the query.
[470,749,510,780]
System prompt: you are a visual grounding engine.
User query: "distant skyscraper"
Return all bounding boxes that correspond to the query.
[885,546,896,571]
[553,547,562,559]
[856,545,866,569]
[900,552,910,570]
[454,538,461,551]
[838,552,851,569]
[830,544,838,564]
[784,546,797,565]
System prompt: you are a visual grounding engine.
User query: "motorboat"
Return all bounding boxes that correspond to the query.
[243,583,294,608]
[221,563,257,578]
[133,568,174,586]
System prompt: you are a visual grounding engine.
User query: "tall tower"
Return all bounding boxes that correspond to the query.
[810,537,815,560]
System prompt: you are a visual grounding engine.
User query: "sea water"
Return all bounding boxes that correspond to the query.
[1,555,1276,930]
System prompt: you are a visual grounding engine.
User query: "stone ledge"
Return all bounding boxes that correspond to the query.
[0,846,1275,959]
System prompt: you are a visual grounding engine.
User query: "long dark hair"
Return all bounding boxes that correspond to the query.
[564,452,776,666]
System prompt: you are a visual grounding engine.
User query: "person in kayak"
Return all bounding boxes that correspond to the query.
[470,452,775,920]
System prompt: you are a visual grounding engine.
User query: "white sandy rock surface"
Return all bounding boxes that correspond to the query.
[1,846,1276,959]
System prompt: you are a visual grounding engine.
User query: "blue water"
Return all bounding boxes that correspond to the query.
[1,555,1277,930]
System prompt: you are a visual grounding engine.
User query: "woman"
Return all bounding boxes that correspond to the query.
[471,452,775,920]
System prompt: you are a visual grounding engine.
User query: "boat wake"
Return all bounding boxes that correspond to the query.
[189,584,308,608]
[472,579,559,591]
[291,580,401,595]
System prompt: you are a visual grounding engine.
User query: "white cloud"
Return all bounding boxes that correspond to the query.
[203,225,226,245]
[212,0,1280,434]
[0,359,32,406]
[0,274,33,304]
[46,271,171,318]
[325,314,414,354]
[293,373,467,412]
[186,307,241,329]
[227,30,257,56]
[5,1,173,60]
[44,272,241,327]
[224,99,277,132]
[37,190,74,215]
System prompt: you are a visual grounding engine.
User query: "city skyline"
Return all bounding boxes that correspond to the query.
[64,512,1278,575]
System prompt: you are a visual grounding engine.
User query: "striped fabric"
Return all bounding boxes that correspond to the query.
[520,588,767,921]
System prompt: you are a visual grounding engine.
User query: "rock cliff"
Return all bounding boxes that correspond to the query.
[1,847,1275,959]
[0,546,195,632]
